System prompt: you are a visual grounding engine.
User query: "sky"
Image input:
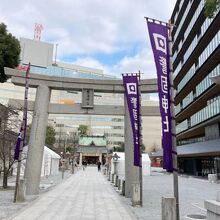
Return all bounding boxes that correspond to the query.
[0,0,176,79]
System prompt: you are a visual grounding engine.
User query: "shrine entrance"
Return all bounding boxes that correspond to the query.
[84,156,99,165]
[5,67,159,199]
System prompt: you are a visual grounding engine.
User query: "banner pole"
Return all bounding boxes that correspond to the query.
[13,64,30,203]
[13,126,24,203]
[168,21,180,220]
[138,70,143,206]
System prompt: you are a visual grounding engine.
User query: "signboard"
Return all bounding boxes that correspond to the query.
[82,89,94,109]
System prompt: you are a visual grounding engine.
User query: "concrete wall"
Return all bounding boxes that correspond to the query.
[205,191,220,220]
[20,38,53,67]
[205,123,220,141]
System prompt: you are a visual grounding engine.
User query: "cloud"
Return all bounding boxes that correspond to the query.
[72,57,108,71]
[0,0,176,58]
[112,48,156,78]
[71,46,157,79]
[0,0,175,81]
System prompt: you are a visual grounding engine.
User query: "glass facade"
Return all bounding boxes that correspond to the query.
[29,65,116,80]
[182,92,194,109]
[173,0,220,71]
[173,0,193,42]
[177,65,195,93]
[183,0,205,41]
[196,64,220,97]
[175,29,220,112]
[174,0,220,135]
[175,21,219,87]
[176,119,188,134]
[175,64,220,116]
[191,96,220,127]
[198,30,220,68]
[175,103,181,115]
[173,0,205,60]
[173,0,184,25]
[183,35,197,64]
[177,136,205,146]
[176,96,220,134]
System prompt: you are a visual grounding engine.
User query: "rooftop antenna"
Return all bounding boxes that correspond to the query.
[54,43,58,65]
[34,23,43,41]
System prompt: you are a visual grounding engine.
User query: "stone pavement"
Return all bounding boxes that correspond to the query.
[9,167,136,220]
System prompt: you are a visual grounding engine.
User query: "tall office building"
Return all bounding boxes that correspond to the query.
[171,0,220,176]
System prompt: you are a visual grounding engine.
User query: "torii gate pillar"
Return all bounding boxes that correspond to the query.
[124,97,140,198]
[25,85,51,195]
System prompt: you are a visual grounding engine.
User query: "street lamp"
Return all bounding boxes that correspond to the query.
[112,153,120,186]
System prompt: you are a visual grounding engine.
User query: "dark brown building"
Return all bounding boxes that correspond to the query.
[171,0,220,176]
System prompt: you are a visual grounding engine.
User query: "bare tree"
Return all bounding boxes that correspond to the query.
[0,104,21,188]
[147,142,158,154]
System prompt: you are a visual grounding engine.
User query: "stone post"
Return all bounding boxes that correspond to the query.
[124,97,140,198]
[121,180,125,196]
[162,197,176,220]
[205,191,220,220]
[25,85,50,195]
[132,183,141,206]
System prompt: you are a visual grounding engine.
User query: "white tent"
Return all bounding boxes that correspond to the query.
[142,153,151,176]
[41,146,61,176]
[13,146,61,177]
[111,152,151,178]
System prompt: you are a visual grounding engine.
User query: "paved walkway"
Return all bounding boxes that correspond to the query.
[10,167,136,220]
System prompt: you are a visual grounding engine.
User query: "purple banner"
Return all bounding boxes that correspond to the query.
[14,131,22,160]
[146,20,173,172]
[14,64,30,160]
[123,75,141,167]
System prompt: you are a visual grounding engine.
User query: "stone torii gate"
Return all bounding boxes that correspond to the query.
[5,67,159,198]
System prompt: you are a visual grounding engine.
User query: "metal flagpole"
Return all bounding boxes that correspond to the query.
[14,64,30,203]
[138,70,143,206]
[145,16,179,219]
[168,21,180,220]
[13,124,24,203]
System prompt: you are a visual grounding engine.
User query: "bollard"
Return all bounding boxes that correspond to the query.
[121,180,125,196]
[111,174,114,183]
[108,171,111,181]
[161,197,176,220]
[113,174,116,185]
[115,175,118,187]
[118,179,121,191]
[132,183,141,206]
